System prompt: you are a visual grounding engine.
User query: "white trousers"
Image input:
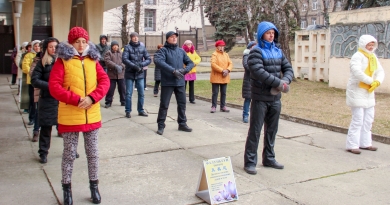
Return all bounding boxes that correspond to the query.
[346,107,374,149]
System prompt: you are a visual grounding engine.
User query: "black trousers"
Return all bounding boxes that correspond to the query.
[154,80,161,95]
[244,100,281,167]
[105,79,125,105]
[144,70,147,88]
[38,126,52,157]
[11,74,17,84]
[157,86,187,128]
[185,80,195,102]
[28,85,36,122]
[211,83,227,108]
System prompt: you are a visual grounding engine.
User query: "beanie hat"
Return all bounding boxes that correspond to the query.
[247,41,257,49]
[111,40,119,48]
[130,32,139,38]
[215,40,225,47]
[166,31,178,40]
[68,27,89,43]
[21,41,29,50]
[183,40,193,45]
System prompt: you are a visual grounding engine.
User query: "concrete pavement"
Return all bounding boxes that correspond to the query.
[1,74,390,205]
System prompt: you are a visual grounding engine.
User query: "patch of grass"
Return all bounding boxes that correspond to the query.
[192,79,390,137]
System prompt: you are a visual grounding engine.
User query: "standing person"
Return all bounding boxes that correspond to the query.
[210,40,233,113]
[345,34,385,154]
[19,43,32,112]
[104,40,126,108]
[153,44,163,97]
[244,21,294,175]
[31,37,60,163]
[122,32,151,118]
[242,41,257,123]
[49,27,110,205]
[96,34,109,72]
[15,42,29,95]
[182,40,201,104]
[10,47,18,85]
[153,31,194,135]
[22,40,41,126]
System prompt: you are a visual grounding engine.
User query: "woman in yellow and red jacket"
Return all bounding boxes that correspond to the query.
[182,40,201,103]
[210,40,233,113]
[49,27,109,205]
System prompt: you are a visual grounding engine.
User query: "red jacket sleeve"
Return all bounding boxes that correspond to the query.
[88,62,110,103]
[48,59,81,106]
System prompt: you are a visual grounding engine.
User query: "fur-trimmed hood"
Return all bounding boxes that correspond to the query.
[56,41,100,61]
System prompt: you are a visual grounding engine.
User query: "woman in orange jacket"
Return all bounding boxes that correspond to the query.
[210,40,233,113]
[49,27,110,205]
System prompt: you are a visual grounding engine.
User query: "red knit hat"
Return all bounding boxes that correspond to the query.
[215,40,225,47]
[68,27,89,43]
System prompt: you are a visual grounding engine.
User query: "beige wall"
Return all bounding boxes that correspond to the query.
[16,0,35,43]
[329,6,390,93]
[85,0,104,43]
[51,0,72,42]
[294,29,330,82]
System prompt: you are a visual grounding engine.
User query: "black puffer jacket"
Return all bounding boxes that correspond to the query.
[154,63,161,81]
[248,44,294,101]
[241,51,251,99]
[122,41,151,79]
[153,42,194,86]
[31,60,58,126]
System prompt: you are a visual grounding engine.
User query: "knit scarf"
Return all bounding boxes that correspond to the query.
[182,45,194,54]
[358,48,377,90]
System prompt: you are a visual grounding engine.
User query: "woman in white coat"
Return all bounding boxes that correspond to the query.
[346,34,385,154]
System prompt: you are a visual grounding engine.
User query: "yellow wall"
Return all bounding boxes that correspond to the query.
[16,0,35,43]
[51,0,72,42]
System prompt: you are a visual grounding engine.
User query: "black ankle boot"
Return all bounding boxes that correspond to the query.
[90,180,101,204]
[62,183,73,205]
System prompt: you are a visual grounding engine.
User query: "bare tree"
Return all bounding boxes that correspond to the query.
[106,4,135,46]
[121,4,130,46]
[134,0,141,33]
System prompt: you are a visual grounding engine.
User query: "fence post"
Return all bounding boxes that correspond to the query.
[195,28,198,51]
[161,31,163,44]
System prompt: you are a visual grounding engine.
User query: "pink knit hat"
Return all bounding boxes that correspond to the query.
[68,27,89,43]
[183,40,193,45]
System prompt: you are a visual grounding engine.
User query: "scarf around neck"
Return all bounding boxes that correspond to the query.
[358,48,377,90]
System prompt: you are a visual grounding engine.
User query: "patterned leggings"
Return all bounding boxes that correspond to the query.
[61,129,99,184]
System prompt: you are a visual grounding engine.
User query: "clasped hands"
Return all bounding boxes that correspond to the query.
[222,69,229,77]
[368,80,380,93]
[173,68,187,79]
[270,80,290,95]
[78,96,93,109]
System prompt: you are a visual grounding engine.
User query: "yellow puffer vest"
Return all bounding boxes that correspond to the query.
[58,57,101,125]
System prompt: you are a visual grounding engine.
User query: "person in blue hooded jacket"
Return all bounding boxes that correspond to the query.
[243,21,294,175]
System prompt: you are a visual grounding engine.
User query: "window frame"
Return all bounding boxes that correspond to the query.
[144,9,156,32]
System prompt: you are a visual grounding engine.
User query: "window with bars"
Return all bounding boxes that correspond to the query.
[312,17,317,25]
[302,4,307,11]
[144,0,156,5]
[312,0,318,10]
[144,9,156,31]
[301,20,307,29]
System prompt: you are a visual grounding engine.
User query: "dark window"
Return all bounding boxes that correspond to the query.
[0,0,13,25]
[33,1,51,26]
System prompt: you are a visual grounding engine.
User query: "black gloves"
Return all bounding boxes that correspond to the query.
[135,63,143,74]
[173,70,184,79]
[178,68,187,75]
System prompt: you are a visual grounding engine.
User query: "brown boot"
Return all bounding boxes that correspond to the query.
[359,146,378,151]
[32,131,39,142]
[347,149,361,154]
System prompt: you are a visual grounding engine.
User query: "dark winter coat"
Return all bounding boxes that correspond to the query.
[153,42,194,86]
[31,59,58,126]
[154,63,161,81]
[248,21,294,101]
[11,48,18,74]
[242,51,251,99]
[96,38,109,69]
[122,41,151,79]
[104,49,125,79]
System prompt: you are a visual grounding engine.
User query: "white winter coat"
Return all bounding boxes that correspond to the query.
[346,35,385,108]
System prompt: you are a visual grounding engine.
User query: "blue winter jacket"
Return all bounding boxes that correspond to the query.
[248,21,294,101]
[122,41,151,79]
[153,42,194,86]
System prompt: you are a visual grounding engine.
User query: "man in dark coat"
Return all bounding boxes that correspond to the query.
[241,41,256,123]
[243,21,294,175]
[153,31,194,135]
[96,34,109,72]
[122,32,151,118]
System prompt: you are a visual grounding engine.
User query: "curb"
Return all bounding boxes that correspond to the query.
[146,84,390,145]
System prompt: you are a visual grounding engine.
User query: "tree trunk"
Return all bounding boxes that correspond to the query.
[199,0,208,51]
[134,0,141,33]
[121,4,129,46]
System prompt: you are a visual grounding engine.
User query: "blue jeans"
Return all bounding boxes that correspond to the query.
[125,78,145,113]
[243,98,251,117]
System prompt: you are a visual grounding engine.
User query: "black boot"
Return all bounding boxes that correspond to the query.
[90,180,101,204]
[62,183,73,205]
